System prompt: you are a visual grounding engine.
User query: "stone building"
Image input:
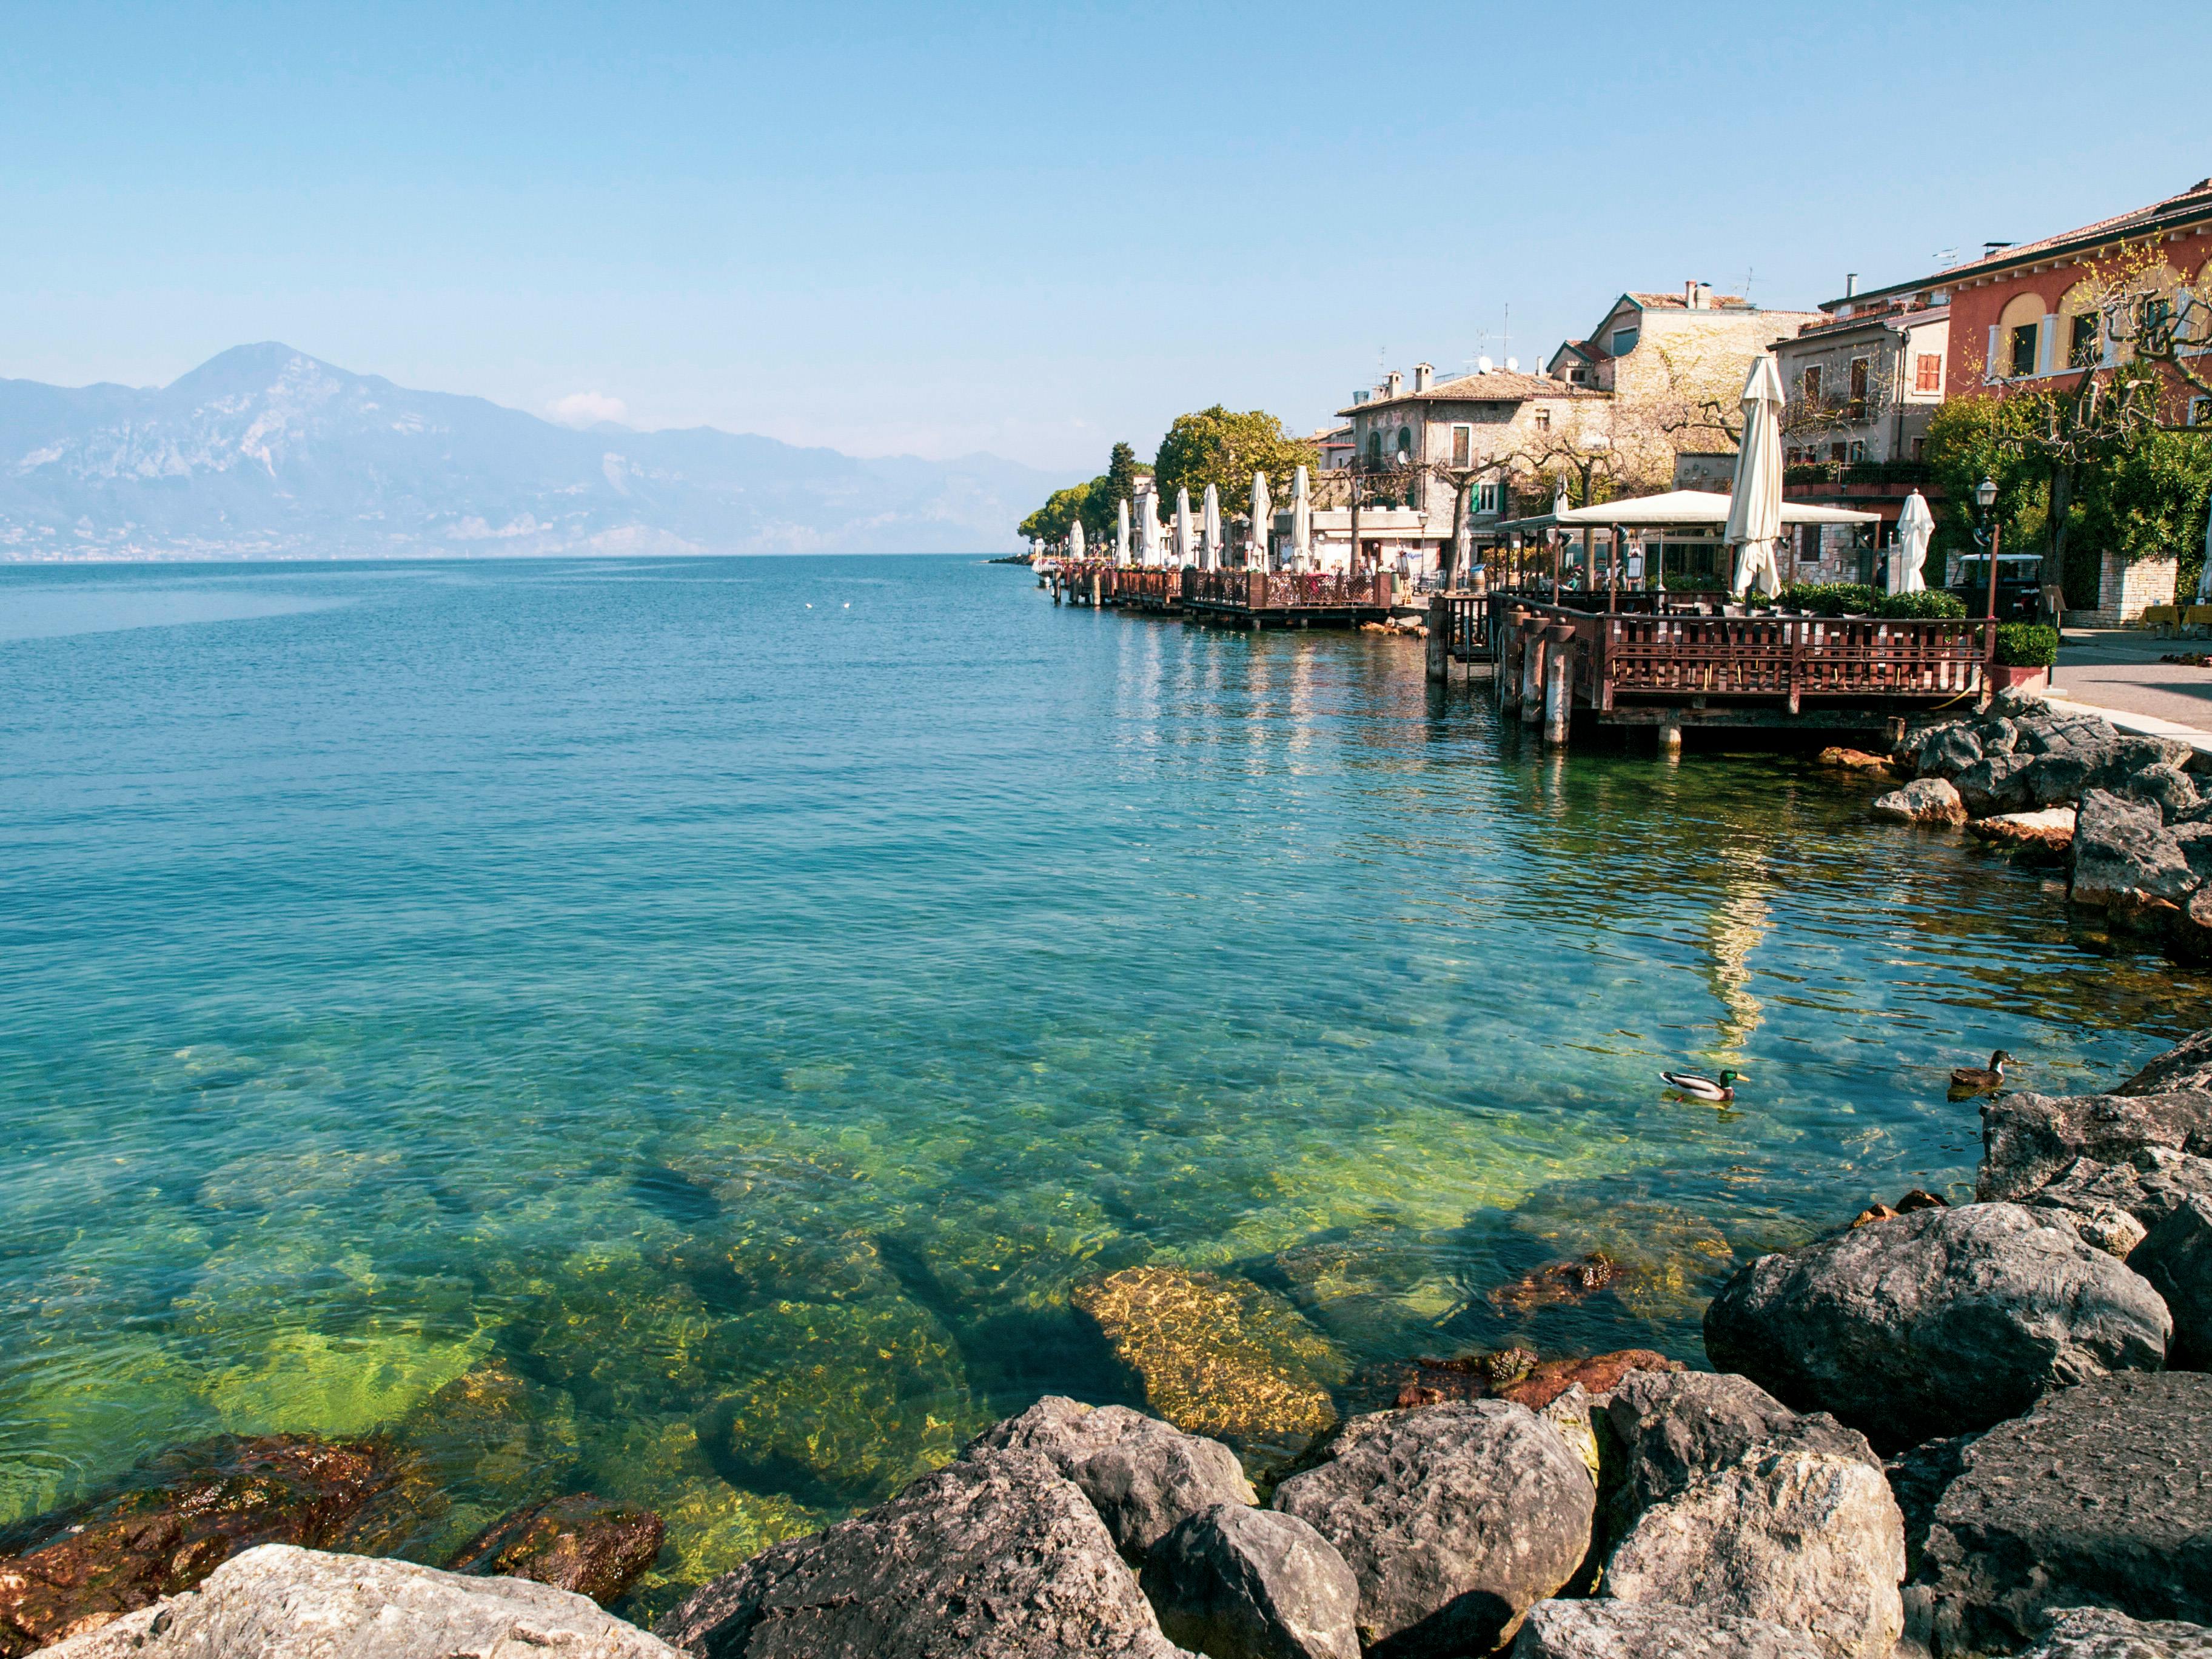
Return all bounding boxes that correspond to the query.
[1772,300,1952,469]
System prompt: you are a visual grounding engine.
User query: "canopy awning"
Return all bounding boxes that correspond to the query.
[1554,489,1879,528]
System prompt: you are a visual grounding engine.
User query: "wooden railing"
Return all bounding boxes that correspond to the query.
[1185,570,1391,610]
[1503,602,1991,712]
[1435,594,1494,660]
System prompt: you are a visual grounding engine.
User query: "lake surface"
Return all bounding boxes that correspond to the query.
[4,554,2205,1611]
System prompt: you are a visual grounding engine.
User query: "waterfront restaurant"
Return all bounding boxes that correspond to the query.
[1476,489,1879,594]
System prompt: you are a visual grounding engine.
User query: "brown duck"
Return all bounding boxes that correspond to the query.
[1948,1049,2013,1096]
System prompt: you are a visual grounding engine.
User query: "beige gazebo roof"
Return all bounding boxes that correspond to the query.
[1554,489,1879,528]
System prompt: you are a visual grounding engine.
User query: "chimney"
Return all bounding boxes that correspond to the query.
[1386,369,1404,398]
[1845,273,1858,297]
[1685,279,1698,307]
[1983,240,2014,260]
[1413,362,1433,392]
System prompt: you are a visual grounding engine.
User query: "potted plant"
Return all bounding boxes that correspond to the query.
[1992,621,2060,690]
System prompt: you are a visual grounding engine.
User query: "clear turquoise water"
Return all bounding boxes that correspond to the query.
[4,555,2205,1607]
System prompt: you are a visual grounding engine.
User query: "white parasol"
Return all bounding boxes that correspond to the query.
[1292,466,1313,569]
[1175,486,1194,568]
[1894,490,1934,595]
[1141,489,1163,566]
[1726,354,1787,599]
[1201,482,1222,572]
[1068,517,1085,563]
[1251,471,1272,570]
[1117,497,1131,567]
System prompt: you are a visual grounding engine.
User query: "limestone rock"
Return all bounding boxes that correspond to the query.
[1912,725,1982,780]
[1604,1448,1904,1659]
[1921,1373,2212,1651]
[1965,805,2076,862]
[27,1544,679,1659]
[2087,733,2196,786]
[0,1437,407,1658]
[2133,1195,2212,1368]
[964,1395,1255,1560]
[2017,1607,2212,1658]
[1872,778,1966,827]
[2071,789,2199,906]
[1144,1503,1359,1659]
[1882,1433,1976,1582]
[1817,747,1892,774]
[1507,1598,1824,1658]
[2025,1147,2212,1258]
[446,1495,665,1608]
[2023,749,2098,808]
[1954,753,2035,818]
[1599,1370,1882,1525]
[1271,1401,1594,1658]
[1071,1267,1341,1445]
[1536,1386,1600,1487]
[1701,1204,2170,1448]
[1979,1088,2212,1202]
[653,1451,1184,1659]
[2117,1030,2212,1096]
[2123,761,2202,822]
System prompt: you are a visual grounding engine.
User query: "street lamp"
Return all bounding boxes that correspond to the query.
[1971,475,2002,622]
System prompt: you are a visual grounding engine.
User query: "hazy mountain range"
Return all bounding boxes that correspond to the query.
[0,344,1070,560]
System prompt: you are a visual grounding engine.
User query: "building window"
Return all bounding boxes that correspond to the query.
[1802,364,1822,402]
[1366,431,1381,463]
[1848,440,1866,462]
[1450,424,1472,467]
[1475,481,1501,514]
[2009,322,2039,377]
[2068,314,2100,368]
[2191,397,2212,427]
[1848,358,1869,421]
[1911,437,1926,460]
[1829,442,1848,463]
[1914,353,1942,392]
[1610,327,1639,356]
[1395,426,1413,460]
[1534,408,1552,432]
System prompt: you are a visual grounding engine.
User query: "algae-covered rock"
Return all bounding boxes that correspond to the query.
[1498,1198,1737,1326]
[0,1436,406,1657]
[1072,1267,1342,1444]
[448,1494,665,1607]
[612,1474,826,1629]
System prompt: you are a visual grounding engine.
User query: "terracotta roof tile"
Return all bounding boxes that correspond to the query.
[1336,370,1603,418]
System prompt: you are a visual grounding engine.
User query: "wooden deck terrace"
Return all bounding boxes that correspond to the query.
[1480,593,1995,746]
[1043,563,1395,628]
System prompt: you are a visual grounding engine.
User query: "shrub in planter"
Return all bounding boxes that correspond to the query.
[1877,590,1968,620]
[1781,582,1880,616]
[1995,622,2060,666]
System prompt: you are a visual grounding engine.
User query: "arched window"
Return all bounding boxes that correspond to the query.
[1396,426,1413,459]
[1366,431,1382,463]
[1997,292,2050,378]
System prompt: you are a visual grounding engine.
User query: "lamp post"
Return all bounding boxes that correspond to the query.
[1971,474,2001,622]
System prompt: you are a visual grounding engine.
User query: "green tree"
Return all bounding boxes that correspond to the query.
[1923,394,2049,575]
[1017,483,1099,548]
[2072,424,2212,602]
[1153,407,1316,520]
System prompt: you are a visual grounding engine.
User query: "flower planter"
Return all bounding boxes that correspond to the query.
[1988,662,2051,691]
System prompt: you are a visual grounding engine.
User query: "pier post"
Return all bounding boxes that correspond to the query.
[1426,596,1447,683]
[1090,572,1101,609]
[1518,621,1544,726]
[1658,713,1683,754]
[1500,607,1526,712]
[1543,641,1575,746]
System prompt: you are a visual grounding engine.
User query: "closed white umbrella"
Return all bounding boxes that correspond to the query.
[1453,488,1475,588]
[2197,493,2212,603]
[1292,466,1313,569]
[1117,497,1131,567]
[1726,354,1787,599]
[1068,516,1085,563]
[1141,489,1163,566]
[1894,490,1935,596]
[1202,482,1222,572]
[1250,471,1272,570]
[1175,487,1194,568]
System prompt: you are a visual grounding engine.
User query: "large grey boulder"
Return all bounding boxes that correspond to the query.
[2122,762,2202,822]
[1979,1088,2212,1202]
[2023,749,2099,807]
[1912,724,1982,780]
[653,1452,1185,1659]
[1507,1599,1823,1658]
[1271,1402,1594,1659]
[1920,1373,2212,1653]
[2118,1030,2212,1095]
[1883,1434,1977,1581]
[2017,1607,2212,1658]
[2071,789,2199,905]
[2026,1147,2212,1258]
[1144,1504,1359,1659]
[1597,1372,1898,1659]
[2133,1195,2212,1369]
[965,1395,1255,1560]
[28,1544,680,1659]
[1953,754,2035,819]
[2087,734,2196,786]
[1872,778,1967,827]
[1701,1204,2170,1448]
[2014,706,2118,757]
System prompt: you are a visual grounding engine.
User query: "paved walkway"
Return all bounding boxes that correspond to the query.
[2045,626,2212,754]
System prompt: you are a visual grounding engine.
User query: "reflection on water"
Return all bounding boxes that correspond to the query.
[0,583,352,641]
[1,555,2207,1615]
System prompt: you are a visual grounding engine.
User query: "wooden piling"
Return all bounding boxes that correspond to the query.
[1518,620,1544,726]
[1426,595,1447,683]
[1543,640,1574,746]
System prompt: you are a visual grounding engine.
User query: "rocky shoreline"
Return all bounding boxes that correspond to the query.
[12,1031,2211,1659]
[1847,689,2212,962]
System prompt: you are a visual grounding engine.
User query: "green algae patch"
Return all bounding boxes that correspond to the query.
[617,1475,828,1625]
[203,1328,491,1438]
[1071,1266,1344,1443]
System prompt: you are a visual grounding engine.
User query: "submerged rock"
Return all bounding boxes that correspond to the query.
[1979,1088,2212,1202]
[2016,1607,2212,1658]
[446,1494,665,1607]
[1387,1349,1679,1413]
[27,1543,679,1659]
[1145,1503,1360,1659]
[1872,778,1967,826]
[1817,747,1892,774]
[963,1395,1253,1561]
[654,1451,1184,1659]
[1965,805,2076,862]
[1071,1267,1342,1444]
[1489,1255,1618,1316]
[1597,1372,1903,1659]
[1509,1598,1825,1658]
[1701,1204,2170,1448]
[1920,1373,2212,1652]
[1270,1401,1594,1658]
[0,1436,406,1657]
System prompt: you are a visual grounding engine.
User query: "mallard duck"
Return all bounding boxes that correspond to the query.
[1949,1050,2013,1094]
[1661,1068,1739,1102]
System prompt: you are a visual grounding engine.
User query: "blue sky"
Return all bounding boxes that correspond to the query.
[2,1,2199,474]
